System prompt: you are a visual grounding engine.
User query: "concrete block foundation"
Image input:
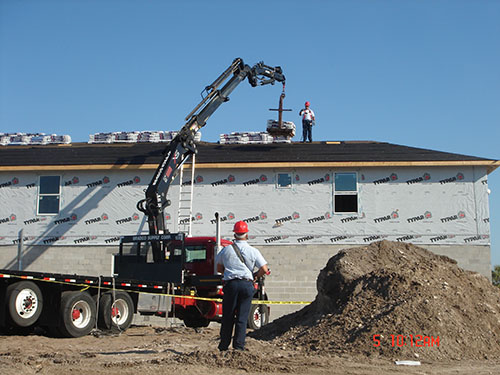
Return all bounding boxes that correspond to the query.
[0,243,491,322]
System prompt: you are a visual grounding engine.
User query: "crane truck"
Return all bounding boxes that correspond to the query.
[0,58,285,337]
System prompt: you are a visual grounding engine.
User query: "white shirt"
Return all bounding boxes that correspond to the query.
[215,240,267,281]
[301,108,315,121]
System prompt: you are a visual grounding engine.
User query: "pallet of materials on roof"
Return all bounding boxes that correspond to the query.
[88,131,201,144]
[0,132,71,146]
[266,119,296,143]
[219,131,274,144]
[219,122,296,144]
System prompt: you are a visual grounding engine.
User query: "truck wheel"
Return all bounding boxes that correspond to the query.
[6,281,43,327]
[98,291,134,331]
[45,324,63,338]
[247,303,269,330]
[58,291,96,338]
[183,317,210,328]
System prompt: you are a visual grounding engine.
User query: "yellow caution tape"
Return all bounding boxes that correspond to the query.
[255,300,311,305]
[1,273,311,305]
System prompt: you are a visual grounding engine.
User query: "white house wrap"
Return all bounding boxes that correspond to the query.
[0,165,491,247]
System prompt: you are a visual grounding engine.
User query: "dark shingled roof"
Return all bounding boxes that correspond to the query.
[197,141,492,163]
[0,141,498,172]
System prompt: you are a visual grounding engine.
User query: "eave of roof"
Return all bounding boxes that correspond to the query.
[1,141,498,174]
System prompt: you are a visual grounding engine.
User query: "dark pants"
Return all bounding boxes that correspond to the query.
[218,279,255,350]
[302,119,312,142]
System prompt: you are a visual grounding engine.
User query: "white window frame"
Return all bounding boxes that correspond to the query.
[333,172,358,214]
[37,175,61,215]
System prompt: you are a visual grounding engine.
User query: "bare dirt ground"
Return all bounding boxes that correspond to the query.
[1,325,500,375]
[2,240,500,374]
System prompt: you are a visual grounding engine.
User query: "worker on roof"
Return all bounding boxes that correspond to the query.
[299,101,315,142]
[216,221,269,351]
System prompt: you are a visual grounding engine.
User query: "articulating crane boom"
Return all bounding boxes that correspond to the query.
[137,58,285,262]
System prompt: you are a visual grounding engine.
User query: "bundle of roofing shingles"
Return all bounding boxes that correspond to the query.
[0,132,71,145]
[219,131,273,144]
[88,131,201,144]
[219,120,296,144]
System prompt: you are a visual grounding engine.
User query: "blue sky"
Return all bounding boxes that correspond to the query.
[1,0,499,266]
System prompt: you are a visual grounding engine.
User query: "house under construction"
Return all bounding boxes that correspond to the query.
[0,140,498,318]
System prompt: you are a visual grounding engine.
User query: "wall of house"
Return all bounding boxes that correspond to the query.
[0,165,491,247]
[0,165,493,321]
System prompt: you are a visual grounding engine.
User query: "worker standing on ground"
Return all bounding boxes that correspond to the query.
[216,221,269,351]
[299,101,315,142]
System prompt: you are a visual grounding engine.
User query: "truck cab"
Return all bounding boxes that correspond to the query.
[183,237,232,278]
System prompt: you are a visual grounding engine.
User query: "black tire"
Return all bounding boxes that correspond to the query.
[93,293,109,330]
[0,324,35,335]
[183,316,210,328]
[98,291,134,331]
[45,324,63,338]
[247,303,269,330]
[58,291,96,338]
[6,281,43,327]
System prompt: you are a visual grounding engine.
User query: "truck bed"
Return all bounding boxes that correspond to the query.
[0,269,171,294]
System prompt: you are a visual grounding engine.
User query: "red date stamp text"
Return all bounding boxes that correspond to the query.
[373,334,440,347]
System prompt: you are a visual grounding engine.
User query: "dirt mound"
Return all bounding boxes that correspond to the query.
[252,240,500,361]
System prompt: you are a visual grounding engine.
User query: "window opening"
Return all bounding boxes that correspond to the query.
[334,172,358,213]
[38,176,61,215]
[277,173,292,188]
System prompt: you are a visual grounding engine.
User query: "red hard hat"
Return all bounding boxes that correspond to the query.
[305,101,310,107]
[233,221,249,234]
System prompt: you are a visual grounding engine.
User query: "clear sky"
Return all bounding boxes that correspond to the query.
[1,0,499,267]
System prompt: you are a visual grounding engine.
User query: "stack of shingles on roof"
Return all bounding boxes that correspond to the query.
[219,131,273,144]
[0,132,71,145]
[266,120,296,142]
[219,121,296,144]
[88,131,201,144]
